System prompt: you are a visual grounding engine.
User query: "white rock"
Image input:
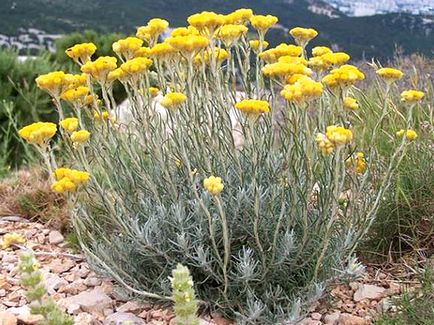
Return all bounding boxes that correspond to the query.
[48,230,64,244]
[44,272,68,294]
[324,311,341,324]
[337,313,367,325]
[353,284,385,302]
[0,311,17,325]
[60,288,112,315]
[7,305,44,324]
[103,312,145,324]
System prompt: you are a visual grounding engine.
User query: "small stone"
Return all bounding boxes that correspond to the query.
[354,284,385,302]
[337,313,367,325]
[66,303,81,315]
[104,312,145,325]
[83,277,101,287]
[47,259,75,274]
[44,273,68,294]
[60,288,112,315]
[48,230,64,244]
[324,311,341,325]
[0,289,6,297]
[377,297,394,313]
[0,311,17,325]
[311,312,322,320]
[74,312,94,325]
[116,301,143,313]
[7,305,44,324]
[300,318,322,325]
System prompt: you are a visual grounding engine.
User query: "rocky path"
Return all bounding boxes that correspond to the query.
[0,218,404,325]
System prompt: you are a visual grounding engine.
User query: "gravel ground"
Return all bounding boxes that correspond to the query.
[0,218,406,325]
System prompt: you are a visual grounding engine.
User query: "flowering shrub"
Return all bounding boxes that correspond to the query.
[18,9,425,323]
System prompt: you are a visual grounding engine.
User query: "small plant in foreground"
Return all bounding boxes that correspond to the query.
[17,8,427,323]
[170,264,199,325]
[18,251,74,325]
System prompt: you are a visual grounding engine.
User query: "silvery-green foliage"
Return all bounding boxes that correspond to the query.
[67,37,412,323]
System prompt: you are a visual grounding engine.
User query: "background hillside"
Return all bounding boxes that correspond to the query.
[0,0,433,59]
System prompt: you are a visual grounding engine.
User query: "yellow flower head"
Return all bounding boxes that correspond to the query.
[250,15,278,33]
[187,11,225,37]
[107,68,128,83]
[401,90,425,103]
[112,37,144,60]
[224,8,253,25]
[170,26,200,37]
[262,62,312,80]
[136,18,169,43]
[52,168,89,193]
[325,125,353,146]
[343,97,359,110]
[376,67,404,82]
[93,111,115,123]
[259,44,303,63]
[65,42,97,65]
[308,56,331,71]
[194,48,229,65]
[249,39,269,52]
[133,47,152,58]
[346,152,367,174]
[51,177,76,194]
[120,57,153,77]
[36,71,75,98]
[396,129,417,141]
[70,130,91,144]
[18,122,57,145]
[60,86,90,106]
[312,46,332,57]
[59,117,79,133]
[167,35,209,55]
[216,24,248,47]
[289,27,318,46]
[160,92,187,110]
[235,99,270,115]
[280,77,323,102]
[81,56,118,83]
[148,87,160,97]
[1,233,26,249]
[203,176,224,196]
[315,133,334,155]
[149,42,178,60]
[321,52,350,67]
[322,65,365,89]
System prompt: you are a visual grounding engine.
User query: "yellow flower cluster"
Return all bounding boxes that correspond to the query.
[309,52,350,71]
[71,130,91,144]
[326,125,353,146]
[187,11,225,37]
[312,46,332,57]
[148,87,160,97]
[120,57,153,77]
[160,92,187,110]
[167,35,209,55]
[136,18,169,43]
[289,27,318,46]
[259,44,303,63]
[262,62,312,79]
[93,111,114,122]
[216,24,248,46]
[224,8,253,25]
[112,37,144,60]
[1,233,26,249]
[18,122,57,145]
[149,42,177,60]
[194,48,229,65]
[249,15,278,32]
[376,68,404,82]
[280,77,323,102]
[315,133,334,155]
[36,71,77,98]
[81,56,118,83]
[396,129,418,141]
[65,42,97,65]
[322,65,365,89]
[400,90,425,103]
[343,97,359,110]
[60,86,91,106]
[249,40,269,52]
[346,152,367,174]
[52,168,90,194]
[203,176,224,195]
[60,117,79,133]
[235,99,270,115]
